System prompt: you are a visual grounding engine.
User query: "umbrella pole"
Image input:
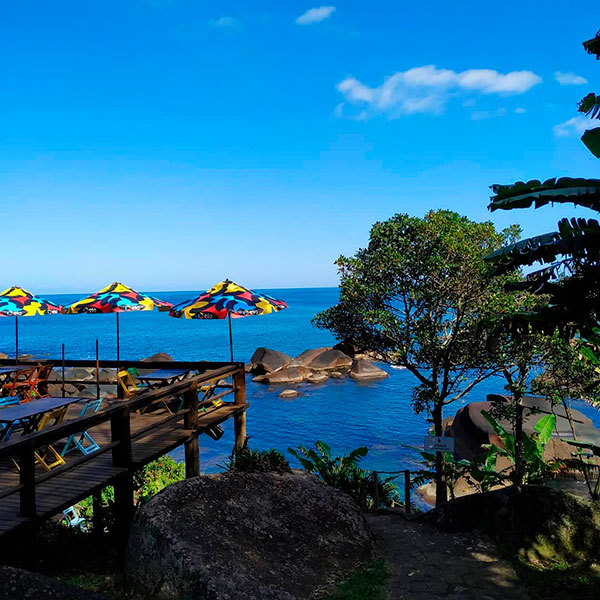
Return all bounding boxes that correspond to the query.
[228,313,233,362]
[96,339,100,400]
[61,343,65,398]
[15,316,18,363]
[116,312,120,368]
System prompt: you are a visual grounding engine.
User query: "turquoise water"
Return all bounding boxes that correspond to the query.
[2,287,600,499]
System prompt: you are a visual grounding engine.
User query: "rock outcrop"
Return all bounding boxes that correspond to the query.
[279,389,299,398]
[289,347,330,367]
[126,472,374,600]
[349,359,389,381]
[141,352,174,362]
[249,348,292,374]
[0,566,107,600]
[308,349,353,372]
[429,485,600,562]
[253,366,312,384]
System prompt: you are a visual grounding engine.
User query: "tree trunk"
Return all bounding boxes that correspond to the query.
[433,403,447,506]
[514,393,524,488]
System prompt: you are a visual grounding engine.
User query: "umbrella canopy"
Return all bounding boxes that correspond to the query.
[64,282,173,362]
[169,279,288,360]
[0,286,62,359]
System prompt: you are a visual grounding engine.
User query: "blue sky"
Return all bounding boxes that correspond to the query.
[1,1,598,293]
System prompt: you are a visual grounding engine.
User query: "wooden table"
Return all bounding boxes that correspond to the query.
[136,369,191,389]
[0,397,83,442]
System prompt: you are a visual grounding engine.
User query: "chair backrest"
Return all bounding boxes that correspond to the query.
[117,370,139,397]
[0,397,21,409]
[37,404,68,431]
[79,398,103,417]
[29,364,54,398]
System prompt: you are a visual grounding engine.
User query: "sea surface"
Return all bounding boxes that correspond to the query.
[2,287,600,504]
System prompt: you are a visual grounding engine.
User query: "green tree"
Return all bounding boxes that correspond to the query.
[314,209,518,506]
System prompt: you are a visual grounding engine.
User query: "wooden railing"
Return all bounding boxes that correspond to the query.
[0,359,248,538]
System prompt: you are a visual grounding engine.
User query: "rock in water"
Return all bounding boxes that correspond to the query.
[0,566,107,600]
[308,349,352,372]
[249,348,292,374]
[289,347,331,367]
[141,352,174,362]
[126,472,374,600]
[307,372,329,384]
[279,389,299,398]
[254,366,312,384]
[349,359,389,381]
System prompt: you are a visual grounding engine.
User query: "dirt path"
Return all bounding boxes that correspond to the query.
[366,513,529,600]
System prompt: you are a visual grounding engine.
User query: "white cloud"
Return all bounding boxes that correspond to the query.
[296,6,336,25]
[553,116,591,137]
[515,107,527,114]
[555,71,588,86]
[336,65,542,119]
[471,107,507,121]
[211,16,243,29]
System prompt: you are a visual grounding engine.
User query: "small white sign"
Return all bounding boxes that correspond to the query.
[424,436,454,453]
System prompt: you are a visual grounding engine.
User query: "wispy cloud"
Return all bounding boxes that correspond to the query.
[211,16,243,30]
[553,116,591,137]
[554,71,588,86]
[515,107,527,114]
[336,65,542,119]
[471,107,507,121]
[296,6,336,25]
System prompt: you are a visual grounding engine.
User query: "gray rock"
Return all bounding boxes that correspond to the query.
[126,472,374,600]
[308,349,352,372]
[289,347,331,367]
[307,372,329,384]
[0,565,107,600]
[279,389,299,398]
[140,352,174,362]
[255,366,312,384]
[65,367,95,382]
[249,348,292,374]
[349,359,389,381]
[47,383,81,397]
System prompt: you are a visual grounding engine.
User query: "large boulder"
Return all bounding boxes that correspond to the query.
[65,367,95,382]
[249,348,292,374]
[308,349,352,372]
[126,472,374,600]
[449,396,600,461]
[289,347,331,367]
[254,366,312,384]
[0,566,107,600]
[429,485,600,562]
[141,352,174,362]
[349,359,389,381]
[0,352,8,359]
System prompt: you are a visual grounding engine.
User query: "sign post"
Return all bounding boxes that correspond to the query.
[424,436,455,453]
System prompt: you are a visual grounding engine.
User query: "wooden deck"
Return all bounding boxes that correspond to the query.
[0,359,248,542]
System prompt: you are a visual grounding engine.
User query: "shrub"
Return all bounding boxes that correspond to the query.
[223,439,292,473]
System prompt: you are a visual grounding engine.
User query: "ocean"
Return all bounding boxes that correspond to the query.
[2,287,600,503]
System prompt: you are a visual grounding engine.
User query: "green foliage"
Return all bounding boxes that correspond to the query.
[479,411,561,486]
[289,441,400,509]
[224,440,291,473]
[322,560,388,600]
[78,456,185,530]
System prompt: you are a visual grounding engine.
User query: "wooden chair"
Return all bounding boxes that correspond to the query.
[117,369,147,398]
[61,399,103,457]
[34,405,68,471]
[2,367,37,401]
[0,397,22,442]
[26,364,54,400]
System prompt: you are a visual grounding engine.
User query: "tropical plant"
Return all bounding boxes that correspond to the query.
[563,439,600,500]
[223,438,291,473]
[409,449,471,500]
[289,441,400,509]
[480,411,561,486]
[313,209,521,506]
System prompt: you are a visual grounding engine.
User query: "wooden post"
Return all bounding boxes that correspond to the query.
[233,366,246,454]
[184,382,200,479]
[92,491,104,536]
[404,470,411,514]
[19,442,36,518]
[372,471,379,510]
[110,407,134,559]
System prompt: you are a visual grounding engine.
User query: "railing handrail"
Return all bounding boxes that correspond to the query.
[0,362,242,458]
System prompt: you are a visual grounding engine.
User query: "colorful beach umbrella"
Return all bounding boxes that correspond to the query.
[169,279,288,361]
[63,282,173,362]
[0,286,62,360]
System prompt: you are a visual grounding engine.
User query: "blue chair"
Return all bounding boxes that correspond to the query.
[62,506,86,530]
[61,399,103,457]
[0,397,22,442]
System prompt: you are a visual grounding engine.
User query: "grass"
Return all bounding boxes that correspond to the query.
[322,560,388,600]
[513,556,600,600]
